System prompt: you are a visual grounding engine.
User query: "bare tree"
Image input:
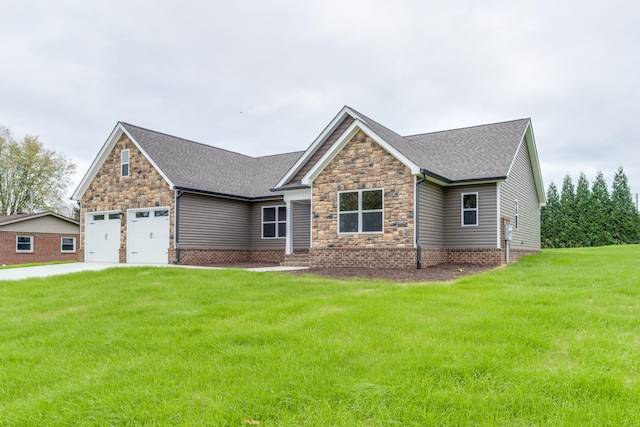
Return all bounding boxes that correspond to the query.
[0,126,76,216]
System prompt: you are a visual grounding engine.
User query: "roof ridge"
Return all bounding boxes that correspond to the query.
[120,121,259,161]
[257,150,305,160]
[347,107,408,140]
[404,117,531,138]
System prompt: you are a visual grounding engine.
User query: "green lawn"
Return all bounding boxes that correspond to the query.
[1,246,639,426]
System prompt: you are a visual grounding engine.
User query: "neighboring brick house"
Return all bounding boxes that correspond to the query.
[72,106,545,268]
[0,212,80,265]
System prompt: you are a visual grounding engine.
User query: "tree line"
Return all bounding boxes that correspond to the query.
[541,167,640,248]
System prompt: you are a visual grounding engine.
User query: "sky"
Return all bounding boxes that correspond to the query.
[2,0,639,204]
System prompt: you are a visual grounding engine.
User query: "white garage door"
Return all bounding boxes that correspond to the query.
[127,207,170,264]
[85,212,121,263]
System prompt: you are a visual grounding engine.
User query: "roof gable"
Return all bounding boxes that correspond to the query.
[0,212,79,227]
[274,107,537,190]
[71,123,173,201]
[73,122,303,201]
[301,119,421,185]
[403,118,531,182]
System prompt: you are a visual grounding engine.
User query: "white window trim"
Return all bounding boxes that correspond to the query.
[121,149,130,177]
[514,199,519,230]
[461,192,479,227]
[16,235,33,253]
[61,236,77,253]
[337,188,384,234]
[261,205,286,239]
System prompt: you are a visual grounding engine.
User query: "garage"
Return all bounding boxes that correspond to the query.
[85,212,121,263]
[127,207,170,264]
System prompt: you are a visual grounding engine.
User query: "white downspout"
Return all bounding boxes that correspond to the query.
[285,200,293,255]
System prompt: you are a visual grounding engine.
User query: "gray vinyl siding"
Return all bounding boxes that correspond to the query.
[444,184,498,248]
[418,181,444,248]
[0,216,79,234]
[250,200,287,250]
[500,139,541,250]
[289,116,355,184]
[179,193,250,249]
[292,201,311,249]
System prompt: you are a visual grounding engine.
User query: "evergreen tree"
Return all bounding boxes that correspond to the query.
[541,182,561,248]
[589,171,613,246]
[611,166,640,243]
[574,172,591,246]
[559,174,578,247]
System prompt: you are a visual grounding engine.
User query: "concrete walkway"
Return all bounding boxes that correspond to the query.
[0,262,307,281]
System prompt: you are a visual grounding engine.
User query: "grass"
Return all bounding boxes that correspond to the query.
[0,245,639,426]
[0,260,76,270]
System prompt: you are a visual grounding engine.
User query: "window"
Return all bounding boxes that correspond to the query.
[514,200,519,229]
[262,206,286,238]
[61,237,76,253]
[108,213,121,220]
[16,235,33,252]
[461,193,478,226]
[121,149,130,177]
[93,214,105,221]
[154,209,169,217]
[338,189,383,233]
[135,211,150,218]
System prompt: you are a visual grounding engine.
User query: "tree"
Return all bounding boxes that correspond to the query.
[0,126,76,216]
[611,166,640,244]
[541,182,561,248]
[558,174,578,247]
[574,172,591,246]
[589,171,613,246]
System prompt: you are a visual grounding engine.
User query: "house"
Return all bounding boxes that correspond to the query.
[72,106,545,268]
[0,212,80,265]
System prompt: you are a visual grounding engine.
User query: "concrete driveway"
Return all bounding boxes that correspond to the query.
[0,263,126,281]
[0,262,306,281]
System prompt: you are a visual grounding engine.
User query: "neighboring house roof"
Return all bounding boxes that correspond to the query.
[0,212,79,227]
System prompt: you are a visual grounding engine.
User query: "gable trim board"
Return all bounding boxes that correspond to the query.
[276,106,363,189]
[72,123,174,201]
[301,120,421,186]
[74,105,545,268]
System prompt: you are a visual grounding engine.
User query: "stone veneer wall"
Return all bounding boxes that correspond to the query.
[310,129,415,267]
[81,133,175,261]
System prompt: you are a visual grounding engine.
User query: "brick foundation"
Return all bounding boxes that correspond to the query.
[420,248,448,267]
[309,247,418,269]
[168,248,284,265]
[446,248,504,266]
[0,231,80,265]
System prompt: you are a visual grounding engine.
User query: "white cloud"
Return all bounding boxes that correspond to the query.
[1,0,640,197]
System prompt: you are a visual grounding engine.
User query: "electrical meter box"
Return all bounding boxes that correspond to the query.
[504,224,513,241]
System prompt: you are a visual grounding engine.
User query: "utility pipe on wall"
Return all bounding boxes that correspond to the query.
[172,190,184,264]
[415,169,428,269]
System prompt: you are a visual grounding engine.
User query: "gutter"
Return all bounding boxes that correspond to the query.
[172,190,184,264]
[415,169,428,269]
[173,186,284,202]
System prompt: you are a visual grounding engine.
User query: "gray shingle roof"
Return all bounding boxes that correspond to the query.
[352,108,530,182]
[121,108,531,199]
[121,123,303,199]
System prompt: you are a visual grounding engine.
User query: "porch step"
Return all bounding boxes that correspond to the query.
[281,253,310,267]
